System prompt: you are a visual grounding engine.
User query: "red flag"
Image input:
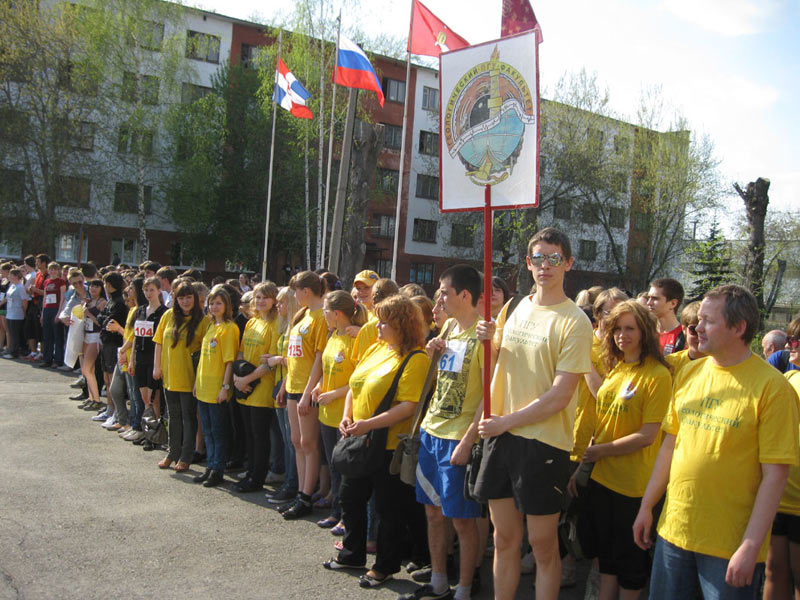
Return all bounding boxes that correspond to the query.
[501,0,543,44]
[408,0,469,57]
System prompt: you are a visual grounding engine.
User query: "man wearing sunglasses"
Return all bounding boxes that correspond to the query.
[634,284,799,598]
[665,301,706,375]
[475,227,593,600]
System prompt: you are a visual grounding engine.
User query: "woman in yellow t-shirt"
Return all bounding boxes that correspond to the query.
[324,295,431,588]
[573,300,672,599]
[193,286,238,488]
[279,272,328,520]
[312,290,367,529]
[765,316,800,599]
[231,281,280,493]
[152,280,209,472]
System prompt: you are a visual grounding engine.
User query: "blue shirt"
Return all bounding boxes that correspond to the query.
[6,283,30,320]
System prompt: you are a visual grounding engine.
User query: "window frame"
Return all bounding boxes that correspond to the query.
[412,218,437,244]
[416,173,439,200]
[185,30,221,64]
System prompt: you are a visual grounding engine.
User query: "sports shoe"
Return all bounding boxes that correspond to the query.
[35,352,43,360]
[70,376,85,389]
[411,567,433,583]
[265,471,285,484]
[57,364,72,371]
[1,353,14,359]
[267,487,297,504]
[398,584,453,600]
[127,430,145,442]
[102,418,120,430]
[282,499,312,520]
[117,426,131,436]
[92,412,109,422]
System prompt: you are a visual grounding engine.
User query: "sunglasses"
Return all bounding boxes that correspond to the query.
[528,252,564,267]
[788,336,800,349]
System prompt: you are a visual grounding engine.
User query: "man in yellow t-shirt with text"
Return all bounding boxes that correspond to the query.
[475,227,593,600]
[633,284,800,599]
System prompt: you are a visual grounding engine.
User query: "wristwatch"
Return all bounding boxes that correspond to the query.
[222,383,231,391]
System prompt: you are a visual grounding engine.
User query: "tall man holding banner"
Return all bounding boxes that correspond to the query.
[476,228,593,600]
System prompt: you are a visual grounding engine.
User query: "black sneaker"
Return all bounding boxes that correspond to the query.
[283,499,312,520]
[277,498,299,514]
[398,584,453,600]
[267,487,298,504]
[411,566,433,583]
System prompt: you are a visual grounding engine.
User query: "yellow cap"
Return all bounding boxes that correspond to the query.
[353,270,380,287]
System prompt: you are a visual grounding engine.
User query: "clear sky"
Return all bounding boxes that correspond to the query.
[192,0,800,224]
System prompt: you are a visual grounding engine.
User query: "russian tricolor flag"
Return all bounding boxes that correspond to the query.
[334,35,385,107]
[273,58,314,119]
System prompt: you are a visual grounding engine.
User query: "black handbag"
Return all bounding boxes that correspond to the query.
[463,438,484,502]
[332,350,422,479]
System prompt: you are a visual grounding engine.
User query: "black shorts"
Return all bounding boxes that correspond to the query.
[473,432,570,515]
[772,512,800,544]
[100,342,120,374]
[134,356,162,391]
[578,479,650,590]
[24,303,41,341]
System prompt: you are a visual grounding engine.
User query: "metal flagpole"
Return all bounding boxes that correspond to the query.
[482,184,492,418]
[321,11,341,270]
[390,0,416,281]
[261,31,282,282]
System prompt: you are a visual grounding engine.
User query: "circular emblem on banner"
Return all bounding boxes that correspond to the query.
[444,45,536,186]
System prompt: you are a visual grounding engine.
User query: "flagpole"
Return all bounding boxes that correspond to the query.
[390,0,416,282]
[321,11,341,271]
[261,31,282,282]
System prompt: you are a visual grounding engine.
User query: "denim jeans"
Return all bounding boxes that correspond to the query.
[109,364,128,426]
[650,536,765,600]
[276,406,298,492]
[320,424,342,519]
[197,400,228,471]
[269,412,284,475]
[125,372,144,430]
[41,307,64,365]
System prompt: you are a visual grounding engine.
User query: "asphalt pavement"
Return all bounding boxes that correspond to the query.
[0,357,593,599]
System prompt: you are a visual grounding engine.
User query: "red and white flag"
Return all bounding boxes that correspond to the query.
[501,0,543,43]
[408,0,469,57]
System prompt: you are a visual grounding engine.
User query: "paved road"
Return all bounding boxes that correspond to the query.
[0,358,592,600]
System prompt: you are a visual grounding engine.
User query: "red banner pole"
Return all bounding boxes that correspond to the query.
[483,184,492,419]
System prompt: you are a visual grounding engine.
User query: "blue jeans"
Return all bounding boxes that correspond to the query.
[125,372,144,430]
[197,401,228,471]
[41,307,64,365]
[276,406,297,492]
[650,536,765,600]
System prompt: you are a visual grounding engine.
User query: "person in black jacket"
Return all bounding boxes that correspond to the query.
[96,272,129,413]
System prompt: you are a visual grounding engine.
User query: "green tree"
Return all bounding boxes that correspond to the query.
[684,219,733,301]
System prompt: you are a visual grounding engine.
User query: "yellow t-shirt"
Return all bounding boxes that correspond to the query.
[665,348,693,376]
[421,318,484,441]
[657,353,800,561]
[120,307,137,373]
[779,370,800,516]
[491,296,593,450]
[571,334,605,462]
[195,320,239,404]
[349,344,430,450]
[285,308,328,394]
[319,331,356,427]
[591,356,672,497]
[352,316,380,363]
[237,316,279,408]
[153,310,210,393]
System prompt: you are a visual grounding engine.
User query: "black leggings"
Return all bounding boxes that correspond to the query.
[164,390,197,464]
[240,404,273,485]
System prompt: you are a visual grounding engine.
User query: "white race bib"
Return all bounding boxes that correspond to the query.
[438,340,467,373]
[0,292,5,302]
[287,335,303,358]
[134,319,154,337]
[45,293,57,305]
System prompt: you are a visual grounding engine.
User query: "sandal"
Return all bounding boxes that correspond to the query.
[330,522,346,536]
[323,557,365,571]
[314,496,332,509]
[317,516,339,528]
[174,461,190,472]
[358,571,392,588]
[158,458,173,469]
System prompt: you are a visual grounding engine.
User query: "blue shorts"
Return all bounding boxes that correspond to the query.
[415,430,481,519]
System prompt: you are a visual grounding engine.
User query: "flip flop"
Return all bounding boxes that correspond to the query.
[317,516,338,528]
[358,572,392,588]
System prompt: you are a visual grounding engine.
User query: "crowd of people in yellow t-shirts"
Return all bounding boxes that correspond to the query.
[3,226,800,600]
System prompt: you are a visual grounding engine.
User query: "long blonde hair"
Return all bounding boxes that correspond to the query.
[277,286,299,336]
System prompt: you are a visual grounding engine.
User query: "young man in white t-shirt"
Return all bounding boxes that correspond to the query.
[476,227,593,600]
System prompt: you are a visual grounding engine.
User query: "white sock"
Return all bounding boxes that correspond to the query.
[454,585,471,600]
[431,572,449,594]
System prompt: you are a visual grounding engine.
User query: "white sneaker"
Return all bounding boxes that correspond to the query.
[127,430,145,442]
[520,549,536,575]
[102,417,118,429]
[58,364,72,371]
[1,353,13,359]
[92,412,109,422]
[122,429,138,440]
[34,352,43,360]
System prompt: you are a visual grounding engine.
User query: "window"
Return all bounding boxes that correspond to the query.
[114,182,153,214]
[416,174,439,200]
[587,127,605,153]
[581,203,600,225]
[383,124,402,150]
[181,82,212,104]
[631,246,646,263]
[127,20,164,51]
[170,241,206,269]
[241,44,262,69]
[55,234,88,263]
[0,108,28,142]
[578,240,597,261]
[56,61,98,95]
[372,214,395,238]
[412,218,437,243]
[422,86,439,111]
[57,120,96,152]
[382,77,405,103]
[419,130,439,156]
[186,30,221,64]
[0,236,21,259]
[553,197,571,220]
[122,71,159,105]
[409,262,434,285]
[117,125,154,156]
[614,135,630,156]
[50,176,91,209]
[0,169,25,206]
[609,207,626,229]
[111,238,147,264]
[633,211,649,232]
[377,168,399,193]
[450,223,473,247]
[375,259,391,279]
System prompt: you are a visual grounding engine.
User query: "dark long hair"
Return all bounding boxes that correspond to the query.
[170,280,205,348]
